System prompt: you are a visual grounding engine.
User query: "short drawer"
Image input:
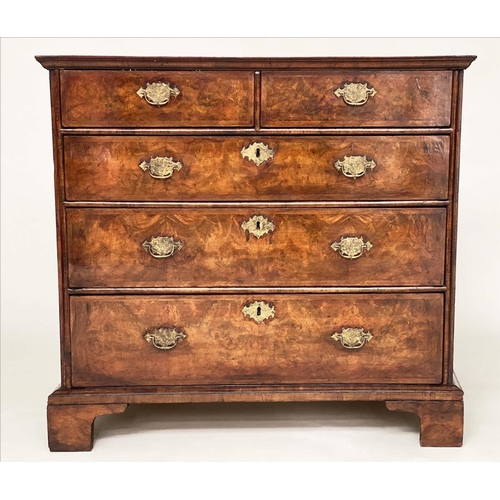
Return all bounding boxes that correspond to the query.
[261,71,452,127]
[64,135,450,201]
[67,208,446,288]
[60,70,254,128]
[70,294,444,387]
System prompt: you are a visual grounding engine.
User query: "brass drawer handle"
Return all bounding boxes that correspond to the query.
[144,327,186,350]
[241,142,275,166]
[142,236,184,258]
[241,215,275,239]
[331,236,373,259]
[331,327,373,349]
[136,82,180,106]
[242,301,275,323]
[334,155,376,179]
[334,82,377,106]
[139,156,183,179]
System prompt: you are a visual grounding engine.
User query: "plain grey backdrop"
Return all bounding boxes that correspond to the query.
[2,38,499,461]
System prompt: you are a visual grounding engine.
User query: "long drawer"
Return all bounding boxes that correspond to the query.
[67,208,446,288]
[70,294,443,387]
[64,135,450,201]
[60,70,255,128]
[261,71,453,127]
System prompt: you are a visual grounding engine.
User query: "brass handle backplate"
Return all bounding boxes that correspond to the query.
[136,82,180,106]
[241,142,275,166]
[241,215,275,239]
[242,301,275,323]
[142,236,184,258]
[334,82,377,106]
[139,156,183,179]
[331,327,373,349]
[334,155,376,179]
[331,236,372,260]
[144,327,186,350]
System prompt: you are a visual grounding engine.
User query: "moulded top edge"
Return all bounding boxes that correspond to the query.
[35,55,477,71]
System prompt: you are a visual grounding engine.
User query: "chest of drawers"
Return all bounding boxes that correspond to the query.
[37,55,475,451]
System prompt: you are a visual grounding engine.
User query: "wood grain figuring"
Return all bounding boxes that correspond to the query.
[70,294,443,387]
[37,55,474,449]
[262,71,452,127]
[66,208,446,288]
[386,400,463,446]
[64,135,450,201]
[60,71,254,128]
[47,404,128,451]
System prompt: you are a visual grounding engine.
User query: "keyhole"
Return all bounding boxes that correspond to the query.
[256,148,260,158]
[256,220,261,230]
[257,306,261,316]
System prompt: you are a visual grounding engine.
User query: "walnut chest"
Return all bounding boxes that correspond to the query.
[37,55,475,450]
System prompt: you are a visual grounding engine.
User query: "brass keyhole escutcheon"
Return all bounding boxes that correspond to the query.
[241,215,275,239]
[242,301,275,323]
[241,142,274,166]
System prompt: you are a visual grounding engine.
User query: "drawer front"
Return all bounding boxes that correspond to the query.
[60,70,254,128]
[67,208,446,288]
[70,294,443,387]
[64,135,450,201]
[261,71,452,127]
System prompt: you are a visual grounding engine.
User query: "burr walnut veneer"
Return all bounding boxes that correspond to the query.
[37,55,475,451]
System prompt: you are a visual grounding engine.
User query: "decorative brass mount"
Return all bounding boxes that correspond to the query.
[241,215,275,239]
[139,157,183,179]
[334,82,377,106]
[331,236,373,260]
[242,301,275,323]
[241,142,275,166]
[334,155,376,179]
[136,82,180,106]
[142,236,184,259]
[144,327,186,350]
[331,327,373,349]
